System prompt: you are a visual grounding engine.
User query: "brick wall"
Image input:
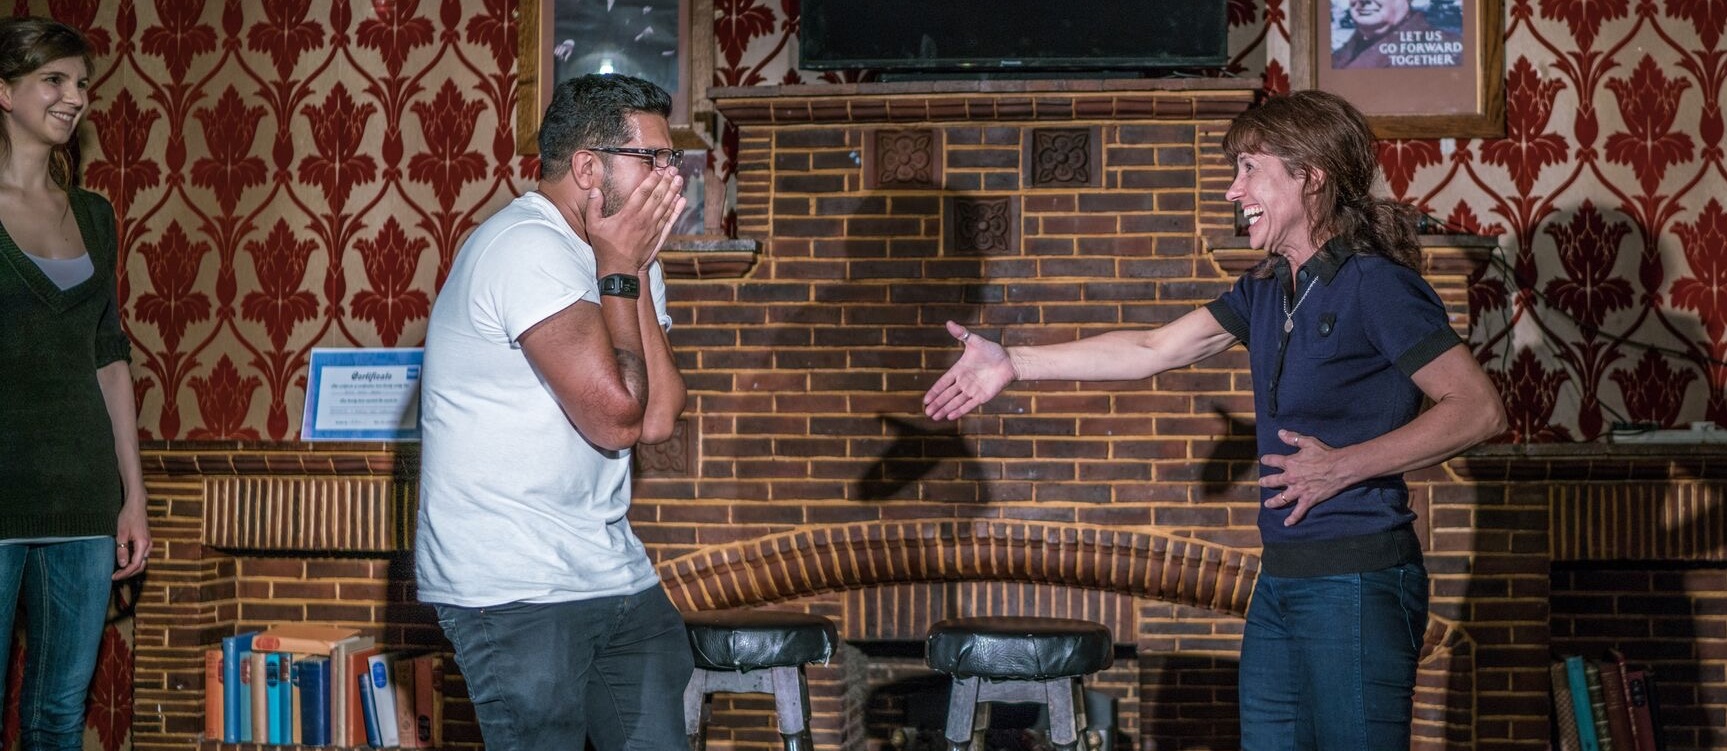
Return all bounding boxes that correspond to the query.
[1543,453,1727,751]
[140,81,1727,751]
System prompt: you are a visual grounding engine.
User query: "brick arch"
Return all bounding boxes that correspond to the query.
[656,519,1258,616]
[656,518,1476,750]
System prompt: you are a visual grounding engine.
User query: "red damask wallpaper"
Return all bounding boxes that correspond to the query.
[1,0,1720,747]
[38,1,1727,440]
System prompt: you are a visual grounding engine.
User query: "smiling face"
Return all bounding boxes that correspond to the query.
[597,111,675,218]
[1348,0,1413,35]
[0,55,87,148]
[1226,151,1322,264]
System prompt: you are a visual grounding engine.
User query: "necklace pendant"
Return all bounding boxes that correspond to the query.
[1283,318,1294,334]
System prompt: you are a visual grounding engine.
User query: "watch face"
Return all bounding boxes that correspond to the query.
[601,274,641,297]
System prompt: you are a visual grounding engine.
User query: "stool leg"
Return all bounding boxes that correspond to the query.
[944,676,979,751]
[1072,680,1096,751]
[684,670,709,751]
[1044,678,1079,750]
[769,666,815,751]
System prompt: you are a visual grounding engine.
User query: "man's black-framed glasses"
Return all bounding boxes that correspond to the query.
[591,146,684,169]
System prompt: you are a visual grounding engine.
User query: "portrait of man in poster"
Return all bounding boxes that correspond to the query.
[1331,0,1465,69]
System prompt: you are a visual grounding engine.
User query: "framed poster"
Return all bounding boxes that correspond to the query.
[1289,0,1504,139]
[514,0,717,234]
[515,0,713,154]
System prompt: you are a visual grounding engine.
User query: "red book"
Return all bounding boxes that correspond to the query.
[1611,650,1658,751]
[252,624,362,654]
[412,654,444,748]
[347,646,382,747]
[392,655,419,748]
[203,648,224,741]
[1597,659,1635,751]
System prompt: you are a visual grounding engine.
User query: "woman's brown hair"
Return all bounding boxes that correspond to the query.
[1222,90,1421,277]
[0,16,94,188]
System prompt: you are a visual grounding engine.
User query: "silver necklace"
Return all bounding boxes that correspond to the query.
[1282,277,1317,334]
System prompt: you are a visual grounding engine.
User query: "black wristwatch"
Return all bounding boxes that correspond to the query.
[598,273,640,299]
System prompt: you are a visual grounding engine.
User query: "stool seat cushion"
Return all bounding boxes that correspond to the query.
[685,610,838,671]
[925,616,1113,680]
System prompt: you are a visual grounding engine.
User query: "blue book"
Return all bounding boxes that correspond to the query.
[359,670,383,747]
[1566,655,1602,751]
[297,656,332,747]
[268,653,294,744]
[219,632,257,743]
[240,650,256,742]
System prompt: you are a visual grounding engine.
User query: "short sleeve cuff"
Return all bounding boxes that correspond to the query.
[1393,327,1462,377]
[93,334,132,368]
[1205,299,1250,348]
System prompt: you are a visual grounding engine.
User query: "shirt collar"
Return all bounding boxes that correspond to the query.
[1270,237,1356,286]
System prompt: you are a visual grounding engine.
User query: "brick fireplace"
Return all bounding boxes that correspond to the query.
[132,80,1569,751]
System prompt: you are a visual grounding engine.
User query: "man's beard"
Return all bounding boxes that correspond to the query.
[600,169,627,218]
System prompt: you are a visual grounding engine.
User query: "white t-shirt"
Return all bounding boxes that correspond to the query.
[415,192,671,607]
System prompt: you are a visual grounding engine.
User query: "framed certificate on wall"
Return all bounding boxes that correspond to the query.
[301,348,423,442]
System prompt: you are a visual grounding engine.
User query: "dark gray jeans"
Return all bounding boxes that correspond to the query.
[435,584,694,751]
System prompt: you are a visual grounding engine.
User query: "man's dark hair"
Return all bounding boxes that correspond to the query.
[538,74,672,180]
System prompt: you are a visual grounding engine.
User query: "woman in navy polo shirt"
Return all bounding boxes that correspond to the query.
[923,90,1506,750]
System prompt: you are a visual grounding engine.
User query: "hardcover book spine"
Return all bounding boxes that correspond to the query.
[271,653,294,745]
[1599,658,1635,751]
[392,656,419,748]
[347,647,381,746]
[219,633,255,744]
[238,649,256,743]
[366,653,401,747]
[258,652,280,745]
[298,656,331,747]
[1552,661,1584,751]
[413,654,443,747]
[1566,655,1602,751]
[203,649,223,742]
[1583,660,1614,751]
[359,670,382,748]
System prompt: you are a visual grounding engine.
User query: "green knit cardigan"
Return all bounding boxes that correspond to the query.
[0,188,132,539]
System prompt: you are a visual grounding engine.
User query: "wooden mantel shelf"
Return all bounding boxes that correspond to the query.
[661,235,761,279]
[708,78,1259,125]
[710,77,1258,99]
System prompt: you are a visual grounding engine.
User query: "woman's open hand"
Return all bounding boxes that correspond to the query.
[923,321,1016,421]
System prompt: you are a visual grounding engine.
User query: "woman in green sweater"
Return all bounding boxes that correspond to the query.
[0,16,150,749]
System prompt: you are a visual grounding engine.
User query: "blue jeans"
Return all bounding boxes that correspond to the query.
[0,538,116,751]
[435,584,694,751]
[1238,563,1428,751]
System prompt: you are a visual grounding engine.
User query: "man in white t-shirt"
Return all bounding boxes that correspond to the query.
[416,73,690,750]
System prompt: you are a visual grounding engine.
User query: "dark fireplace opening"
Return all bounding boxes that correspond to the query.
[855,641,1130,751]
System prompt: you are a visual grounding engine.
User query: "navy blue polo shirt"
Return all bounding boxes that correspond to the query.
[1204,240,1460,576]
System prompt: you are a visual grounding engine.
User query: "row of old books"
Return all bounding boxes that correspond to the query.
[204,624,443,748]
[1550,651,1664,751]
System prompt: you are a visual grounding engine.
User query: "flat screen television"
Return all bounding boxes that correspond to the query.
[798,0,1229,73]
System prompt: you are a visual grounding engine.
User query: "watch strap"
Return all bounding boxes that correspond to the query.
[598,273,641,299]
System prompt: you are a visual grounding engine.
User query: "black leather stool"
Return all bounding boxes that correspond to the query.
[684,610,838,751]
[925,617,1113,751]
